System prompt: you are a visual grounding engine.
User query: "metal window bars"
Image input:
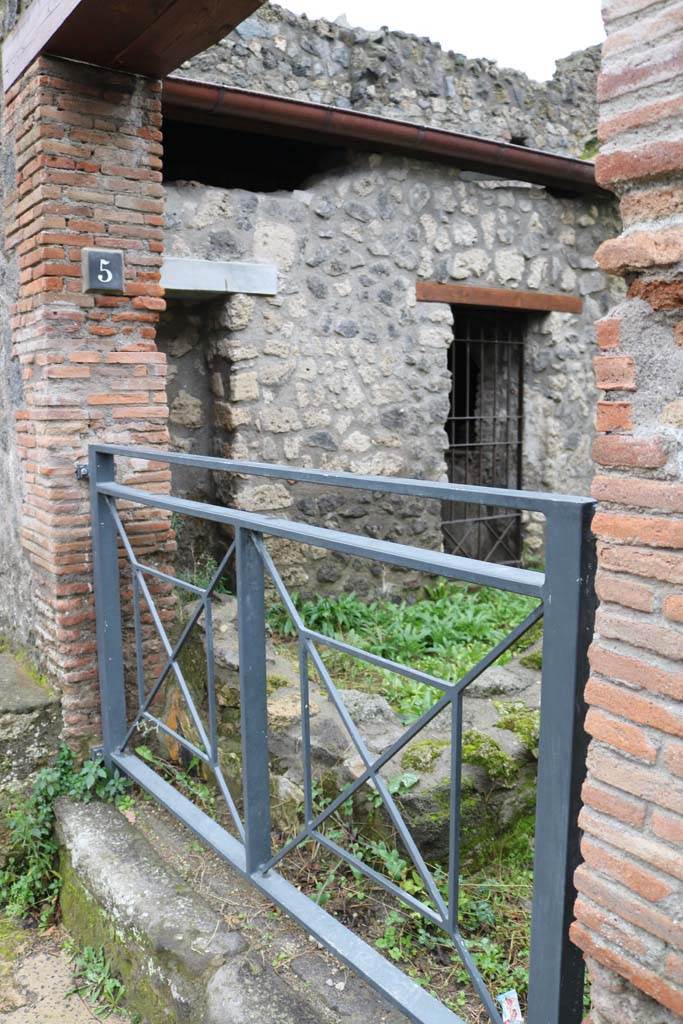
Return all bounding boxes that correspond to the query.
[89,443,596,1024]
[444,309,525,565]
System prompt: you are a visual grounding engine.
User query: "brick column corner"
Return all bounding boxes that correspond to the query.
[570,0,683,1020]
[3,55,175,743]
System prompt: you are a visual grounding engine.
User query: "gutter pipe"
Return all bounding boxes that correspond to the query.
[162,76,602,195]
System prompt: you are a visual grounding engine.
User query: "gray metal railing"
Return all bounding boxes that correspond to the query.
[88,443,596,1024]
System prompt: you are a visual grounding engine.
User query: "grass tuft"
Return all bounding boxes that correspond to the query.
[267,582,541,719]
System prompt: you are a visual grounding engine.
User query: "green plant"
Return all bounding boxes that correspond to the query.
[520,649,543,671]
[282,770,536,1016]
[401,738,449,773]
[0,746,130,926]
[510,618,543,657]
[373,815,534,1012]
[135,745,215,815]
[580,136,599,161]
[268,583,541,720]
[173,548,232,605]
[65,940,126,1019]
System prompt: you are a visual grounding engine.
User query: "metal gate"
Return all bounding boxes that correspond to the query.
[444,309,525,564]
[89,443,595,1024]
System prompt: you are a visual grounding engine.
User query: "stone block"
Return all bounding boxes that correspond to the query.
[58,795,410,1024]
[0,652,60,792]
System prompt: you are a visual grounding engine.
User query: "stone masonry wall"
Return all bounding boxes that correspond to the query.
[0,0,40,644]
[569,0,683,1020]
[180,4,600,158]
[162,158,621,593]
[1,55,174,740]
[0,57,31,641]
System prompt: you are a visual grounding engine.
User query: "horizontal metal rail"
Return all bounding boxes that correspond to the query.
[97,480,543,598]
[91,442,595,513]
[89,444,596,1024]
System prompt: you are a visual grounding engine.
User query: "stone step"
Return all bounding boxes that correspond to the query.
[56,798,408,1024]
[0,652,60,793]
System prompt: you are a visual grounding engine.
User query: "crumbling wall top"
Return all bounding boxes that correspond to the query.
[179,3,601,158]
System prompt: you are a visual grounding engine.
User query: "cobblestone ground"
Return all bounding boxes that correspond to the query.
[0,922,126,1024]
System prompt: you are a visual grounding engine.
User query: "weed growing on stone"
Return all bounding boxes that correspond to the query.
[267,582,541,719]
[0,746,130,926]
[64,940,128,1019]
[173,550,232,605]
[277,789,535,1021]
[134,744,216,815]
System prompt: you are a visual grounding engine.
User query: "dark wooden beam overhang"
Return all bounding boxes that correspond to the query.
[162,78,603,196]
[2,0,265,91]
[416,282,583,314]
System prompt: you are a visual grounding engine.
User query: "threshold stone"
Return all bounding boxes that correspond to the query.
[55,798,406,1024]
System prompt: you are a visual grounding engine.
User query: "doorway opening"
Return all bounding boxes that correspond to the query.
[443,307,525,564]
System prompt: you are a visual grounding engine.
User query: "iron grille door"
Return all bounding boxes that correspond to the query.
[444,309,525,564]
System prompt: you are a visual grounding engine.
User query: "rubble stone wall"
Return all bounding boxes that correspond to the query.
[179,4,600,157]
[0,72,31,641]
[162,156,620,593]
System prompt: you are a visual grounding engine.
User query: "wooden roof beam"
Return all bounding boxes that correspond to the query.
[2,0,266,91]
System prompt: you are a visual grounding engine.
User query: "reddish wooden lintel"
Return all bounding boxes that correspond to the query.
[416,282,583,314]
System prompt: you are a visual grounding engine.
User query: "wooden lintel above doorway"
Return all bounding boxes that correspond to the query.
[416,282,583,314]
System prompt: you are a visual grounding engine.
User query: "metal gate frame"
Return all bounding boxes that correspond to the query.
[89,443,596,1024]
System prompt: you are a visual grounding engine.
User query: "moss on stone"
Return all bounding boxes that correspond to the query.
[59,852,186,1024]
[401,738,448,773]
[267,673,293,693]
[494,701,540,758]
[175,634,209,701]
[461,730,518,786]
[0,636,55,695]
[580,136,599,161]
[0,917,26,964]
[520,650,543,671]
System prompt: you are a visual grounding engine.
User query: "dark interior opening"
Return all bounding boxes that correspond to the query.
[443,307,526,564]
[163,119,349,191]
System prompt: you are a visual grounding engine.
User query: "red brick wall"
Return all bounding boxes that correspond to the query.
[571,0,683,1019]
[3,55,174,741]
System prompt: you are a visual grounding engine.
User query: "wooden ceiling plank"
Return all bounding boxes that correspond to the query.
[111,0,263,75]
[46,0,178,70]
[2,0,265,90]
[416,282,583,314]
[3,0,81,91]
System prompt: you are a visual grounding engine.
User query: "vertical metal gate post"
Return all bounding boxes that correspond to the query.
[236,527,272,874]
[89,448,127,768]
[527,501,596,1024]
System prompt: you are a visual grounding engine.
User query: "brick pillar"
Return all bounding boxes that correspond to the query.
[3,56,174,742]
[569,1,683,1020]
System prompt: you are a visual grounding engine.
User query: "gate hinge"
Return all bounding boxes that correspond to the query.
[75,463,89,481]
